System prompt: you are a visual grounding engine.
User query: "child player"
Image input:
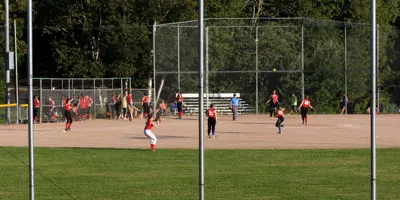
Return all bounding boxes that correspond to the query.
[176,90,183,119]
[63,98,75,132]
[206,104,217,139]
[266,90,279,118]
[276,107,285,134]
[298,95,314,124]
[143,113,160,151]
[141,92,150,119]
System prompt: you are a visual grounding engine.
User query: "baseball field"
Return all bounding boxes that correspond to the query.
[1,114,399,199]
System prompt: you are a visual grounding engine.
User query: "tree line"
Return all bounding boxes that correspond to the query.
[1,0,399,113]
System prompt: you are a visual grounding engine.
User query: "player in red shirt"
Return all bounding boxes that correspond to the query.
[176,90,183,119]
[141,92,150,119]
[276,107,285,134]
[127,92,134,120]
[206,104,217,138]
[143,113,160,151]
[78,94,87,121]
[85,95,93,120]
[63,98,75,132]
[298,95,314,124]
[266,90,279,118]
[33,95,40,123]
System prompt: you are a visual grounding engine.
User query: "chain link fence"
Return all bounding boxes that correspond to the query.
[154,18,400,115]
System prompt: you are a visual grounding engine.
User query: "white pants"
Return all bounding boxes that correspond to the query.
[144,129,157,145]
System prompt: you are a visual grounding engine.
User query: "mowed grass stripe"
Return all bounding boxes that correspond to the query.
[0,148,399,200]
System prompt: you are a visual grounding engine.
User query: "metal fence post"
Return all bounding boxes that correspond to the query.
[376,24,379,113]
[178,23,181,91]
[14,20,19,124]
[93,79,96,119]
[39,79,42,123]
[205,27,209,108]
[301,20,305,100]
[344,24,348,115]
[68,79,71,98]
[153,22,157,112]
[255,26,259,115]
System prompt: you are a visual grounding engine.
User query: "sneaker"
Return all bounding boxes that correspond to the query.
[302,121,305,124]
[63,128,68,132]
[212,136,215,139]
[208,135,211,138]
[68,128,71,131]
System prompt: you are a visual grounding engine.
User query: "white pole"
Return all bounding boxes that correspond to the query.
[27,0,35,198]
[370,0,377,199]
[177,24,181,91]
[344,25,348,115]
[301,22,305,100]
[376,24,380,113]
[198,0,205,199]
[205,27,209,108]
[14,20,19,124]
[255,26,259,115]
[5,0,10,124]
[153,22,157,113]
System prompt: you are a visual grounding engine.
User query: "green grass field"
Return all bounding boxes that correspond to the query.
[0,147,399,200]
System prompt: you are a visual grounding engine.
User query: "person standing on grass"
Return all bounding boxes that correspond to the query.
[266,90,279,118]
[298,95,313,124]
[143,113,159,151]
[340,93,348,114]
[229,93,239,121]
[176,90,183,119]
[206,104,217,139]
[33,95,40,124]
[276,107,285,134]
[291,93,297,114]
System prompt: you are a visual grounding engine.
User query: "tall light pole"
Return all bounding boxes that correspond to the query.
[27,0,35,199]
[370,0,377,199]
[4,0,10,124]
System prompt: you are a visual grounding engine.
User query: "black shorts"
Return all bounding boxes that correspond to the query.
[65,110,73,122]
[33,108,39,117]
[208,117,216,126]
[79,108,86,115]
[87,107,91,115]
[177,102,183,112]
[143,103,150,114]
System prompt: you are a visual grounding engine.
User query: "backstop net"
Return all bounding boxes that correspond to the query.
[153,18,400,115]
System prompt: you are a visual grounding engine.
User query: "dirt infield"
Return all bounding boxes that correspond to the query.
[0,114,399,149]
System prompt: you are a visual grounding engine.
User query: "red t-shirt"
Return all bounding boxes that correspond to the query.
[87,97,93,107]
[176,93,183,102]
[207,108,216,119]
[142,96,149,104]
[33,99,40,108]
[144,119,153,130]
[65,103,71,111]
[277,110,284,117]
[302,100,310,108]
[127,95,133,104]
[79,97,87,108]
[271,94,278,104]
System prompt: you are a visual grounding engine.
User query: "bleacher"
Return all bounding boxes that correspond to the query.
[181,93,252,115]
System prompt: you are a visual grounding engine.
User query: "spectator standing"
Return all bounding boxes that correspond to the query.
[229,94,239,121]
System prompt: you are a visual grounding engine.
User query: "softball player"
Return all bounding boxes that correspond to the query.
[63,98,74,132]
[176,90,183,119]
[144,114,160,151]
[276,107,285,134]
[298,95,313,124]
[206,104,217,138]
[142,92,150,119]
[266,90,279,118]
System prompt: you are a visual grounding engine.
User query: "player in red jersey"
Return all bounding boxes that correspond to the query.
[276,107,285,134]
[143,113,159,151]
[63,98,75,132]
[206,104,217,138]
[127,92,134,120]
[86,95,93,120]
[78,94,87,121]
[33,95,40,123]
[266,90,279,118]
[298,95,314,124]
[141,92,150,119]
[176,90,183,119]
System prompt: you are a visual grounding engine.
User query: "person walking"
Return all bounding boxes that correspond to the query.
[230,93,239,121]
[266,90,279,118]
[276,107,285,134]
[291,93,297,114]
[298,95,314,124]
[340,93,348,114]
[206,104,217,139]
